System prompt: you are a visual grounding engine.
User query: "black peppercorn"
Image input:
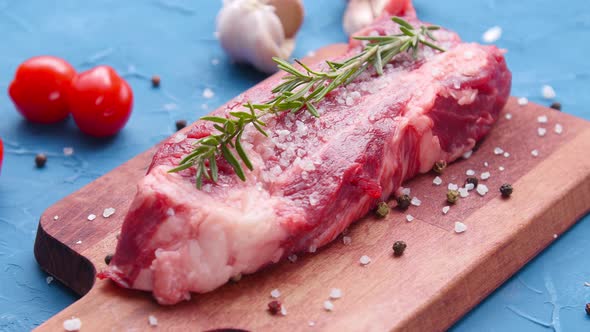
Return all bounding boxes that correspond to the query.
[268,300,282,315]
[392,241,407,257]
[104,253,113,265]
[375,201,389,218]
[465,177,478,187]
[550,102,561,111]
[432,160,447,174]
[151,75,161,88]
[447,190,460,204]
[500,183,513,197]
[586,303,590,316]
[396,194,411,210]
[175,119,187,131]
[35,153,47,168]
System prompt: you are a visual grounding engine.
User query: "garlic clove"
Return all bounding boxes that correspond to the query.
[267,0,304,39]
[216,0,302,74]
[343,0,413,35]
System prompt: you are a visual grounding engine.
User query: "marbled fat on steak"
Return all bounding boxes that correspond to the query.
[99,0,511,304]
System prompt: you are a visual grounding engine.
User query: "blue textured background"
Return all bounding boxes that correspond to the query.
[0,0,589,330]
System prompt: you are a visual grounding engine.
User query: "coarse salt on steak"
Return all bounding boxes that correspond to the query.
[99,0,511,304]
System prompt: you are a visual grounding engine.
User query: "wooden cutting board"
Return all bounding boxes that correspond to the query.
[34,44,590,331]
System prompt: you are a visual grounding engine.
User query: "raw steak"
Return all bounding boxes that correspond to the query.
[100,0,511,304]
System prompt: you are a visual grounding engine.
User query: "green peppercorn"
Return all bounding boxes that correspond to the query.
[432,160,447,174]
[392,241,407,257]
[375,201,390,218]
[396,194,411,210]
[35,153,47,168]
[465,177,478,187]
[447,190,459,204]
[550,102,561,111]
[500,183,513,197]
[104,253,113,265]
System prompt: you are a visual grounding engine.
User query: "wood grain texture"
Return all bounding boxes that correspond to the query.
[34,45,590,331]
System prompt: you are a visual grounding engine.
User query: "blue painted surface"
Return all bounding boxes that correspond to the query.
[0,0,588,330]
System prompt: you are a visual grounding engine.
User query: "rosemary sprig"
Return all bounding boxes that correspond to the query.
[169,17,445,188]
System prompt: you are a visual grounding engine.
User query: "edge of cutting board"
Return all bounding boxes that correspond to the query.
[33,44,590,331]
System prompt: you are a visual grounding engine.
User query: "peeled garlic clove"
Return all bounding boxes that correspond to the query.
[216,0,303,74]
[267,0,304,39]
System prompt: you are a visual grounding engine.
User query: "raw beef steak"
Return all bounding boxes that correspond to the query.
[100,0,511,304]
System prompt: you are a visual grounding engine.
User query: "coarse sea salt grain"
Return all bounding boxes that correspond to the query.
[433,176,443,186]
[494,147,504,155]
[454,222,468,233]
[465,183,475,191]
[503,152,510,158]
[542,85,556,99]
[308,244,317,253]
[448,183,459,191]
[342,236,352,245]
[484,162,489,167]
[476,184,489,196]
[458,188,469,198]
[63,317,82,331]
[531,149,539,157]
[309,321,316,326]
[406,214,415,222]
[554,124,563,134]
[482,26,502,43]
[442,206,450,214]
[499,166,505,171]
[103,207,116,218]
[481,172,491,180]
[517,97,529,106]
[203,88,215,99]
[288,254,298,263]
[270,289,281,298]
[505,113,512,120]
[537,128,547,137]
[87,214,96,221]
[359,255,371,265]
[462,150,473,159]
[53,215,59,221]
[148,315,158,326]
[63,147,74,156]
[466,169,476,176]
[401,187,411,195]
[537,115,548,123]
[329,288,343,299]
[76,240,82,244]
[410,197,421,206]
[46,276,54,284]
[281,306,287,316]
[324,300,335,311]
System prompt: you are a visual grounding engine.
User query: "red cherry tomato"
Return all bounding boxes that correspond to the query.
[69,66,133,137]
[8,56,76,123]
[0,138,4,173]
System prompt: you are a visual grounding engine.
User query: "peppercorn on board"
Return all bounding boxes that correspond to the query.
[34,44,590,331]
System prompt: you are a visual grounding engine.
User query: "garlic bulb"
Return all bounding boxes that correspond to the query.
[216,0,303,74]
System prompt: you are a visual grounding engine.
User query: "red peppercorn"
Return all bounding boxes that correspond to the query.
[268,300,282,315]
